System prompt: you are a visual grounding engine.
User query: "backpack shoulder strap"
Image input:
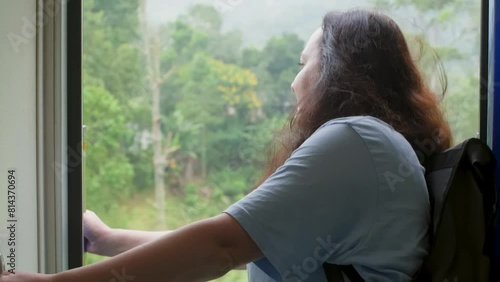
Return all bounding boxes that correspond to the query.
[343,265,365,282]
[422,140,468,236]
[324,264,364,282]
[464,138,497,256]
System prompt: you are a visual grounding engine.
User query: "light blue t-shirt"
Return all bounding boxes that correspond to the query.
[224,116,430,282]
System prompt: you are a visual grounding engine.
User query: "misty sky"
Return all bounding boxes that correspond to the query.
[146,0,371,46]
[144,0,480,69]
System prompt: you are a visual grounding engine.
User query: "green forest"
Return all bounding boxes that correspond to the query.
[83,0,481,280]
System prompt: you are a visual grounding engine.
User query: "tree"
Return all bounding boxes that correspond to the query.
[91,0,139,45]
[83,83,135,215]
[83,0,145,216]
[83,0,143,106]
[171,53,261,182]
[139,0,179,229]
[241,33,305,117]
[136,4,221,226]
[153,5,263,191]
[181,4,243,64]
[84,0,153,192]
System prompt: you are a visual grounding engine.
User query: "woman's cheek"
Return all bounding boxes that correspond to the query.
[298,72,312,100]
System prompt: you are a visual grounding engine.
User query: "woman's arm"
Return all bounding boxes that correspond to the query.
[84,210,171,257]
[101,229,247,269]
[84,211,247,270]
[95,229,170,257]
[55,214,261,282]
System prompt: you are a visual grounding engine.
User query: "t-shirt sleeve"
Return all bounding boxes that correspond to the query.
[224,122,379,281]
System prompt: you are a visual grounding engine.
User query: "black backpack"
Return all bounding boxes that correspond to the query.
[324,138,499,282]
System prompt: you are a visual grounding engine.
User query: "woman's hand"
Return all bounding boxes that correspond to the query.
[83,210,112,256]
[84,211,173,257]
[0,271,53,282]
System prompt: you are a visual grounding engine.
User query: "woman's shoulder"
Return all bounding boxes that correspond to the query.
[318,115,396,136]
[316,115,412,153]
[311,115,422,174]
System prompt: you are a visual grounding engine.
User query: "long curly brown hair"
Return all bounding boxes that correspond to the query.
[255,9,452,188]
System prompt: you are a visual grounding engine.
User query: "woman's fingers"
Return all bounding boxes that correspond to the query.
[83,210,112,255]
[0,271,51,282]
[83,210,108,241]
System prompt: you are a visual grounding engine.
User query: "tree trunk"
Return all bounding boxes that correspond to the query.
[201,125,207,179]
[139,0,166,229]
[183,156,194,184]
[151,72,166,230]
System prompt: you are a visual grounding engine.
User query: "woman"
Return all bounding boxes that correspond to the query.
[1,9,451,282]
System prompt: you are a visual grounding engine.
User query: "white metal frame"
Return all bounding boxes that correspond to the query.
[36,0,69,274]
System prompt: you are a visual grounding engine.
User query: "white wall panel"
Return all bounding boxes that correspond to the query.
[0,0,39,273]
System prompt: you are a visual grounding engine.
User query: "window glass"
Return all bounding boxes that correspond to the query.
[83,1,480,279]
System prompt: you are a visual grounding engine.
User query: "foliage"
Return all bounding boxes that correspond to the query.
[373,0,480,143]
[84,0,153,194]
[207,57,260,109]
[84,190,247,281]
[83,1,481,281]
[83,86,135,215]
[243,34,305,116]
[84,0,143,105]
